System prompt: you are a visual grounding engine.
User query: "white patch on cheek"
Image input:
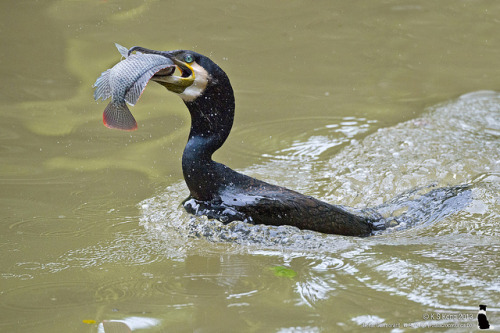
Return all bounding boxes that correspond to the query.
[179,63,209,102]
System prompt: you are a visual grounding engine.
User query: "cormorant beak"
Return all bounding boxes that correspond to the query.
[128,46,195,94]
[153,57,196,94]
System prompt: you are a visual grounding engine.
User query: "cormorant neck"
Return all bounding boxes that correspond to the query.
[181,74,235,201]
[184,79,235,154]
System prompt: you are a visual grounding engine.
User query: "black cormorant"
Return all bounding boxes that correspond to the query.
[124,46,385,236]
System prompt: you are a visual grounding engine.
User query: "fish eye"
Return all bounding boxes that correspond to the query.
[184,54,194,63]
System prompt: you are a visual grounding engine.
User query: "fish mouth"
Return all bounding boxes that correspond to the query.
[128,46,195,94]
[153,67,176,77]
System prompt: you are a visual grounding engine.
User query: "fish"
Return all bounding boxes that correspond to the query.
[93,43,175,130]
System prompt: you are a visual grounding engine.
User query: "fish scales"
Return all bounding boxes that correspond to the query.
[93,45,175,130]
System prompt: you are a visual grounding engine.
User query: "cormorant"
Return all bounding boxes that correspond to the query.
[122,46,385,236]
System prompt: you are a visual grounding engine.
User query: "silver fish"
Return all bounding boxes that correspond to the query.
[93,43,175,130]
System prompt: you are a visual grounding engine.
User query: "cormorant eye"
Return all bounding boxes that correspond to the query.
[184,54,194,63]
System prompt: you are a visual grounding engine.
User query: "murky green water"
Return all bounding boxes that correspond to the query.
[1,1,499,332]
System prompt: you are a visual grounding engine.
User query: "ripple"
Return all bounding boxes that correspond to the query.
[138,92,500,314]
[319,92,500,210]
[291,256,353,306]
[73,235,164,266]
[3,174,134,239]
[356,252,499,310]
[229,116,377,161]
[152,273,265,300]
[1,281,95,311]
[95,278,154,303]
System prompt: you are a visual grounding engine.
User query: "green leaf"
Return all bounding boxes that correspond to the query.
[270,266,297,279]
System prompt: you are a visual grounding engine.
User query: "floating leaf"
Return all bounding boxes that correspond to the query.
[82,319,96,324]
[270,266,297,278]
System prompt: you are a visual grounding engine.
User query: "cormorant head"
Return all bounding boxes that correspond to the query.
[128,46,224,103]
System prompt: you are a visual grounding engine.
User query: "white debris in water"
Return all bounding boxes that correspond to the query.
[351,315,385,326]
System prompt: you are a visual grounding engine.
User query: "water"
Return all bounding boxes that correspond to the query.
[1,1,499,332]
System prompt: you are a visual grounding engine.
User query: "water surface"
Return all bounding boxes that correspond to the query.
[1,1,499,332]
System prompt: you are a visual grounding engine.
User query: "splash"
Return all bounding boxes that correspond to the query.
[140,91,498,251]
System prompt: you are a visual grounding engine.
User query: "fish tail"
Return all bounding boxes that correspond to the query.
[103,101,138,131]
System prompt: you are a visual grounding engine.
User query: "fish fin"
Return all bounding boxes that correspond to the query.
[124,63,175,105]
[103,101,138,131]
[93,69,112,101]
[115,43,129,58]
